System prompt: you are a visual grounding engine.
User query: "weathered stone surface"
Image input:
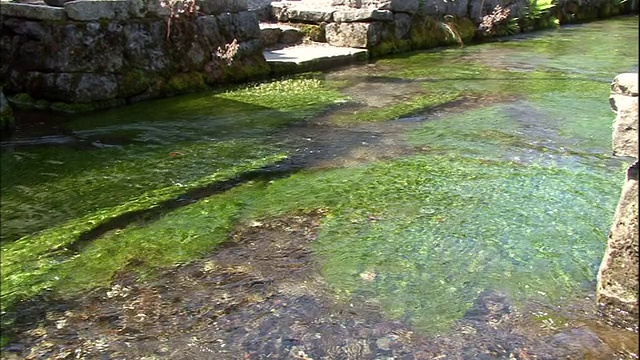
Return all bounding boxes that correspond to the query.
[609,73,639,158]
[330,0,362,7]
[198,0,248,15]
[1,9,267,106]
[419,0,469,18]
[363,0,419,14]
[260,26,283,47]
[611,72,639,96]
[24,72,118,102]
[215,11,262,40]
[123,22,170,72]
[64,0,131,21]
[325,21,382,47]
[271,2,335,22]
[43,0,73,7]
[127,0,170,17]
[279,27,304,45]
[597,73,639,331]
[333,8,393,22]
[393,12,411,38]
[597,163,639,329]
[610,94,639,158]
[0,2,67,20]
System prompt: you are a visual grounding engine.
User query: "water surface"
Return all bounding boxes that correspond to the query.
[1,16,638,359]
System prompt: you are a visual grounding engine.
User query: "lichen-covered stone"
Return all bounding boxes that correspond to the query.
[198,0,248,14]
[364,0,419,14]
[609,73,639,158]
[393,12,411,38]
[333,8,394,22]
[271,2,336,22]
[597,163,639,329]
[64,0,131,21]
[418,0,469,18]
[0,2,67,20]
[325,21,384,48]
[24,72,118,102]
[597,73,639,330]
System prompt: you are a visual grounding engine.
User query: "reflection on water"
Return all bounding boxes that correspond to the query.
[1,16,638,359]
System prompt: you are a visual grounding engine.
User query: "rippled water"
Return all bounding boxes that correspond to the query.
[1,16,638,359]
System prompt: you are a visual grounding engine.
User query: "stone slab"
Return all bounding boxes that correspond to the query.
[64,0,130,21]
[271,2,335,22]
[611,73,639,97]
[609,73,639,159]
[264,43,367,73]
[333,7,393,22]
[0,1,67,20]
[597,163,639,329]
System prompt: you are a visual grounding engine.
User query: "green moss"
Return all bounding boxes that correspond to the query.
[50,99,126,113]
[451,17,477,43]
[167,72,207,93]
[330,88,462,124]
[370,38,412,58]
[296,24,326,42]
[408,15,451,49]
[34,99,51,110]
[118,69,151,98]
[8,93,36,107]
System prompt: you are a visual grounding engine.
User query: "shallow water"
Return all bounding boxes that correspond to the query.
[1,16,638,359]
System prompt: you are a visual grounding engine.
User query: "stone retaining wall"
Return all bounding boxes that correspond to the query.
[265,0,636,56]
[0,0,637,113]
[0,0,269,112]
[597,73,639,331]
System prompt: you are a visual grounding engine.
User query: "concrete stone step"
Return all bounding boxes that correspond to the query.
[263,42,368,74]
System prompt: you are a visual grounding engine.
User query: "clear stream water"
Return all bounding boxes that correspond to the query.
[1,16,638,359]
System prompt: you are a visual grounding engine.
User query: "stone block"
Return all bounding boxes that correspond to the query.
[419,0,469,18]
[362,0,419,14]
[25,72,118,102]
[597,73,639,331]
[393,12,411,38]
[609,73,639,159]
[198,0,248,15]
[597,163,639,329]
[64,0,131,21]
[325,21,383,48]
[611,72,639,97]
[260,26,282,47]
[333,8,393,22]
[0,2,67,20]
[271,2,335,22]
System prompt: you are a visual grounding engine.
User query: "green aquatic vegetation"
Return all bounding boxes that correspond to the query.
[233,154,620,333]
[0,154,285,310]
[330,89,463,124]
[0,140,284,243]
[1,17,636,339]
[1,74,350,312]
[218,76,350,113]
